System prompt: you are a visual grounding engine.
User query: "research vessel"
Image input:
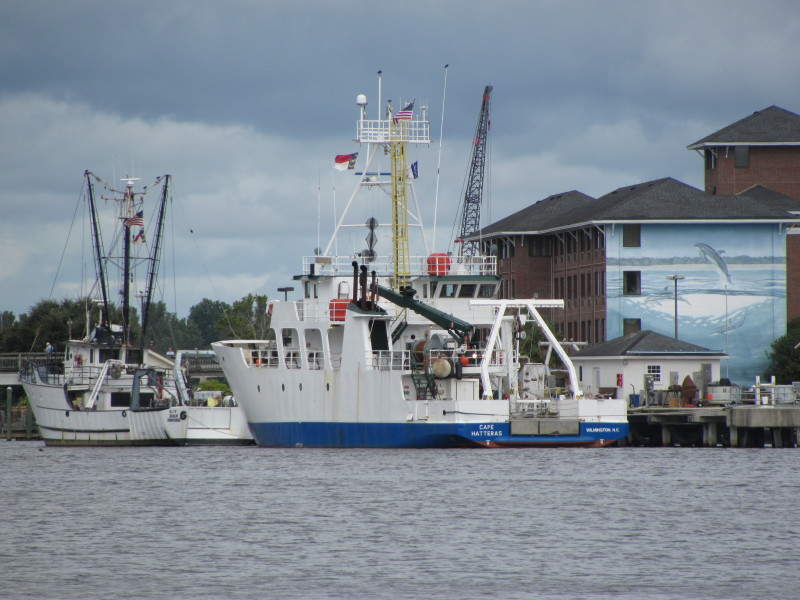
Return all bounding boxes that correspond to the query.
[213,83,627,447]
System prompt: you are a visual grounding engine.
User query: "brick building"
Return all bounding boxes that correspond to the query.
[474,106,800,384]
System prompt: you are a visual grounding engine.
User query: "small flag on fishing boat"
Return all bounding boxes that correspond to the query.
[409,161,418,179]
[334,153,358,171]
[133,228,145,243]
[124,210,144,228]
[393,101,414,123]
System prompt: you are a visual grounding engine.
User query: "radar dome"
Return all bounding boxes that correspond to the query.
[356,94,368,106]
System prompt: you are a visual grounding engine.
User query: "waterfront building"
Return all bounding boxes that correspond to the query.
[475,106,800,384]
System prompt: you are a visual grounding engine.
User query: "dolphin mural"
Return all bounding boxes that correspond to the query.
[694,242,732,284]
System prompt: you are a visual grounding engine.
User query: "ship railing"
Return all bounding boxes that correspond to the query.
[307,351,324,370]
[356,118,430,144]
[284,350,302,369]
[512,398,560,418]
[19,360,66,386]
[246,345,280,368]
[421,347,506,370]
[65,365,107,386]
[367,350,410,371]
[302,254,497,277]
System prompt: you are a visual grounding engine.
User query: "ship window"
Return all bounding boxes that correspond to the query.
[478,284,496,298]
[623,271,641,295]
[430,281,438,297]
[734,146,749,168]
[458,284,476,298]
[441,284,456,298]
[110,392,130,408]
[622,225,640,248]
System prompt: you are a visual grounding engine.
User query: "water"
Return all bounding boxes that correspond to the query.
[2,443,798,600]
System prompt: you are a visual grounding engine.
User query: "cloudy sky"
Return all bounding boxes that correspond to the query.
[2,0,799,319]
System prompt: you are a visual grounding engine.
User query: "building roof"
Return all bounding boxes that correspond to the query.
[687,105,800,149]
[479,190,596,236]
[571,330,726,358]
[476,177,800,237]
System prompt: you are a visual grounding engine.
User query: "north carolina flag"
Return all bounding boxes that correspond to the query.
[133,228,145,243]
[409,161,418,179]
[334,153,358,171]
[393,101,414,123]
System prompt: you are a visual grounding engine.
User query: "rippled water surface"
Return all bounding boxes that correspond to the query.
[2,442,798,599]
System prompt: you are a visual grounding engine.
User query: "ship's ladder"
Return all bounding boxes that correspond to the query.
[411,372,437,400]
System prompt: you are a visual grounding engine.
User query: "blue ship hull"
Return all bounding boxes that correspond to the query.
[248,421,629,448]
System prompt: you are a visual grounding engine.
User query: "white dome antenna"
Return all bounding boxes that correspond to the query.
[356,94,368,120]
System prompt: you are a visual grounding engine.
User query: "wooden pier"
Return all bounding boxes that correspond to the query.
[622,405,800,447]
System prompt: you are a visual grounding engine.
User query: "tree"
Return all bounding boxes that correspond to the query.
[763,317,800,383]
[517,315,563,365]
[216,294,272,340]
[143,301,204,354]
[0,298,93,353]
[0,311,15,331]
[189,298,231,346]
[195,378,231,395]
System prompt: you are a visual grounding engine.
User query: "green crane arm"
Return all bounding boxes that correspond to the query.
[375,284,473,343]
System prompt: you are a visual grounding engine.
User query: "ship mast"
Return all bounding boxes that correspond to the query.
[353,83,430,290]
[120,176,139,347]
[139,175,170,351]
[85,171,111,329]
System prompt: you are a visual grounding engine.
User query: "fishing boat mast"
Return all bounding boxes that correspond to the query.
[85,171,111,329]
[139,175,170,352]
[120,176,137,346]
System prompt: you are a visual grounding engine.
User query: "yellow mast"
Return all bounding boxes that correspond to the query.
[389,119,410,291]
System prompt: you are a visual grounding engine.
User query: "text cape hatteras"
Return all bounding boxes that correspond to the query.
[213,88,627,448]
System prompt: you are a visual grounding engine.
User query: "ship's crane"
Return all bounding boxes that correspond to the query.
[455,85,492,257]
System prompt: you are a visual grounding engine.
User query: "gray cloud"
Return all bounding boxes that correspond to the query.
[1,0,799,317]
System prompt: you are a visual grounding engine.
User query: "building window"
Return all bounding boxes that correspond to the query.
[705,149,716,169]
[734,146,749,168]
[623,318,641,335]
[623,271,641,295]
[528,237,552,257]
[646,364,662,384]
[622,224,641,248]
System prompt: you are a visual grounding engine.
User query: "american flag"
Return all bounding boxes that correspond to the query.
[124,210,144,228]
[393,101,414,122]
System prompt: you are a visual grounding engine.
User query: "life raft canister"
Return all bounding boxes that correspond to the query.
[426,253,450,277]
[329,298,350,322]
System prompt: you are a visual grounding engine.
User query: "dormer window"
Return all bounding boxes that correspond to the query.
[734,146,749,168]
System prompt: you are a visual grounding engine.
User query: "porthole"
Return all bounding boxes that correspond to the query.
[258,385,261,393]
[326,383,330,391]
[299,383,303,391]
[282,383,285,392]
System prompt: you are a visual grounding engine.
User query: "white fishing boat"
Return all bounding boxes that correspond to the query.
[166,349,253,445]
[213,81,628,448]
[20,172,252,446]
